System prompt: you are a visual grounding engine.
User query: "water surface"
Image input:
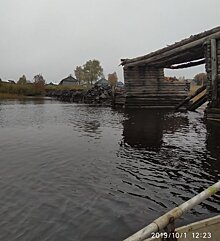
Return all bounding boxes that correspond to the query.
[0,99,219,241]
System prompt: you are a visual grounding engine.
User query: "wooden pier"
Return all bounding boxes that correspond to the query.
[121,26,220,121]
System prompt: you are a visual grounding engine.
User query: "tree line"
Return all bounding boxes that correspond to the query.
[0,59,119,97]
[74,59,118,88]
[0,74,46,97]
[165,73,208,86]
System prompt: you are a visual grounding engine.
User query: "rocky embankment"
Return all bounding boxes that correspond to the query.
[46,84,125,106]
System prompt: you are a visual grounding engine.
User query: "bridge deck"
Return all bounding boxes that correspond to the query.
[121,26,220,119]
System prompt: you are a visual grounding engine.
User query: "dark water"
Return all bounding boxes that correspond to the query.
[0,99,219,241]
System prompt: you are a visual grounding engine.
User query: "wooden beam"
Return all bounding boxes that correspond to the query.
[211,39,218,102]
[168,59,205,69]
[125,47,202,69]
[123,31,220,67]
[122,27,220,65]
[175,85,207,110]
[187,94,208,111]
[148,50,203,68]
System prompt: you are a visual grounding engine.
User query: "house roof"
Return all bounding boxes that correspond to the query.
[59,75,78,85]
[46,82,57,86]
[95,78,110,86]
[0,80,16,84]
[8,80,16,84]
[121,26,220,68]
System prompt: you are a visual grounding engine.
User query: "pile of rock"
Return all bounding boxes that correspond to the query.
[46,89,84,103]
[84,84,112,105]
[46,81,125,107]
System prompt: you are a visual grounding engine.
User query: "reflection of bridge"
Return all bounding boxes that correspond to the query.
[122,109,188,151]
[121,26,220,121]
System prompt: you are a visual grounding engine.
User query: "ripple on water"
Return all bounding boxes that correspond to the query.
[0,101,220,241]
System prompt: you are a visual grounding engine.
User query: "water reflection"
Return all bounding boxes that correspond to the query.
[122,109,188,151]
[205,121,220,179]
[18,98,47,105]
[0,97,53,105]
[0,100,220,241]
[83,120,101,133]
[206,121,220,160]
[117,109,220,229]
[202,121,220,213]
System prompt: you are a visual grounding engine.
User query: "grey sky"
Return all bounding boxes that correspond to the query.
[0,0,219,83]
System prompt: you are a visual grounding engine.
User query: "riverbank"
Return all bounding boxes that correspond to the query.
[0,81,126,106]
[0,93,25,99]
[0,93,53,100]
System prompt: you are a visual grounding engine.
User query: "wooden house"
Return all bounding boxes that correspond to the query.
[59,75,79,86]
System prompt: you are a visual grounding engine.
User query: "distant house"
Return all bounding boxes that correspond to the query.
[0,80,16,84]
[46,82,57,87]
[8,80,16,84]
[59,75,79,86]
[116,81,124,88]
[95,78,110,87]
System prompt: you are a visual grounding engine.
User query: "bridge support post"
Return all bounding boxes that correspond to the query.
[205,38,220,121]
[124,65,189,108]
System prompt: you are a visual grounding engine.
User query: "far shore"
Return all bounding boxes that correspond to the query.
[0,93,53,100]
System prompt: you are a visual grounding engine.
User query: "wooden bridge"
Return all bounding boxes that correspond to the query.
[121,26,220,121]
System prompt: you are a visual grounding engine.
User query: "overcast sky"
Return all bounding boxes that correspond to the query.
[0,0,219,83]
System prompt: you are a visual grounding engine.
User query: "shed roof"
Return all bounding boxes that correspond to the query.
[121,26,220,68]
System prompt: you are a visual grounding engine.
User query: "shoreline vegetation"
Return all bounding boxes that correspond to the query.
[0,93,25,99]
[0,82,85,98]
[0,93,55,100]
[0,59,116,102]
[0,59,106,100]
[0,66,122,105]
[0,81,118,106]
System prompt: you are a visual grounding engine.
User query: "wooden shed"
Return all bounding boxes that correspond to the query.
[121,26,220,121]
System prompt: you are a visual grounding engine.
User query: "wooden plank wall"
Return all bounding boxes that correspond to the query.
[218,39,220,104]
[124,66,189,108]
[205,41,212,101]
[205,38,220,121]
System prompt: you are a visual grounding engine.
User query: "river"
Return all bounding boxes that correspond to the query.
[0,99,219,241]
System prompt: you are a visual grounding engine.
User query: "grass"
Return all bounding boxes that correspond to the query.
[0,93,25,99]
[0,82,44,96]
[0,82,87,100]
